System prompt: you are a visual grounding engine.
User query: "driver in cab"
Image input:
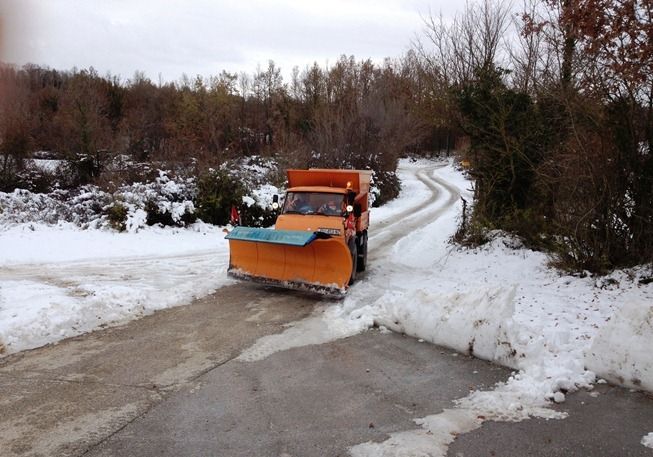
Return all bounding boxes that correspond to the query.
[318,198,342,216]
[287,194,312,214]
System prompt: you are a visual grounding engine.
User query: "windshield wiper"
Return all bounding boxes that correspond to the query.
[284,210,304,215]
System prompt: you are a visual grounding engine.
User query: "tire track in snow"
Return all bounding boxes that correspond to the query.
[368,164,460,261]
[369,165,444,230]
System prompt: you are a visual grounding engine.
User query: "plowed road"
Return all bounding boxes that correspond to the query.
[1,165,652,457]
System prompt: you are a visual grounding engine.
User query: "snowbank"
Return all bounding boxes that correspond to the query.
[0,221,224,265]
[585,299,653,391]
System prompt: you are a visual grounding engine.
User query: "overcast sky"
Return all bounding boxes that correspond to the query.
[1,0,459,83]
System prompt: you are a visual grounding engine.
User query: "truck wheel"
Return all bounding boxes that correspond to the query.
[356,231,367,272]
[348,238,357,285]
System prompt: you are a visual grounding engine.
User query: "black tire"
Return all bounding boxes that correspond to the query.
[356,231,367,272]
[348,238,357,285]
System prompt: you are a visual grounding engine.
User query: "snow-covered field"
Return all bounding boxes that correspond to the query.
[0,222,231,353]
[1,158,651,455]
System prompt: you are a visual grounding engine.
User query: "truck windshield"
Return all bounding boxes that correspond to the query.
[283,192,344,216]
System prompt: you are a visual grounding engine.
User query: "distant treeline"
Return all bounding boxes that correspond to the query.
[0,55,450,200]
[1,0,651,272]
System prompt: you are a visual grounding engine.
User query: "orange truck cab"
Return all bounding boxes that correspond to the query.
[226,168,372,297]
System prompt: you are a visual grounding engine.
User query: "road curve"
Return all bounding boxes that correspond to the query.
[369,163,460,261]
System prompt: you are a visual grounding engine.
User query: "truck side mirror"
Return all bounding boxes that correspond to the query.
[272,194,279,210]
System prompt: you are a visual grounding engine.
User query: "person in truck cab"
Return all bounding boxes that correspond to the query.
[318,198,341,216]
[287,194,312,214]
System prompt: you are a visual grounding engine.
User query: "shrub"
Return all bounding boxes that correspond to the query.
[238,202,277,228]
[195,169,245,225]
[145,199,197,227]
[371,170,401,207]
[0,164,58,193]
[105,201,128,231]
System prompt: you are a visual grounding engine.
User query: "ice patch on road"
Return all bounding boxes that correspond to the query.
[642,432,653,449]
[351,408,481,457]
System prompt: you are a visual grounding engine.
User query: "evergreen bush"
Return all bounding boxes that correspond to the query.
[195,169,245,225]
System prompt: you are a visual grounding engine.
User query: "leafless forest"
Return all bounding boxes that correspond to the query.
[1,0,651,271]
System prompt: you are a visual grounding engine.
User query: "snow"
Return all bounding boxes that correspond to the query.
[0,172,197,231]
[642,432,653,449]
[223,155,282,209]
[241,195,256,207]
[0,222,223,265]
[29,158,64,172]
[1,157,652,456]
[585,299,653,391]
[251,184,281,209]
[0,222,231,353]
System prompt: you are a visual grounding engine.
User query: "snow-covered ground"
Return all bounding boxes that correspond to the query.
[0,222,231,354]
[1,158,651,455]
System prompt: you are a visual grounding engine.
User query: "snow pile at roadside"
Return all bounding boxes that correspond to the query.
[642,433,653,449]
[585,297,653,391]
[0,222,231,354]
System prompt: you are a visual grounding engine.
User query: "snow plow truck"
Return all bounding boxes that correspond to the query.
[225,168,372,297]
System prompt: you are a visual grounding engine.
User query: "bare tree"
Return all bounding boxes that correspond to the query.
[417,0,512,87]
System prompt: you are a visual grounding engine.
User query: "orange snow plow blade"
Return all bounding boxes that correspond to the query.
[227,231,353,297]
